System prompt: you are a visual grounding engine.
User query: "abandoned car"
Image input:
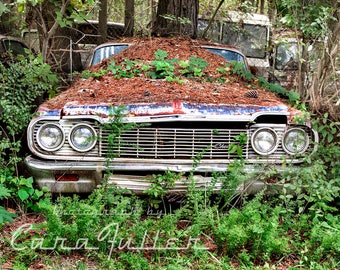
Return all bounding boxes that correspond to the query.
[25,38,318,194]
[0,35,30,62]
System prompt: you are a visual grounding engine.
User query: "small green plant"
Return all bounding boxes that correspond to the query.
[286,89,301,104]
[178,56,208,77]
[119,252,149,270]
[107,59,141,78]
[312,112,339,145]
[0,183,17,228]
[149,49,177,80]
[257,76,302,105]
[227,61,253,81]
[80,68,107,79]
[145,170,180,198]
[216,65,231,75]
[0,206,16,227]
[0,169,49,213]
[216,61,254,84]
[228,132,248,158]
[214,197,290,260]
[144,170,182,209]
[101,106,138,163]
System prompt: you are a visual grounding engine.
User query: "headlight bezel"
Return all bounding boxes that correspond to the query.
[68,123,97,152]
[36,123,65,152]
[282,127,309,155]
[251,127,279,155]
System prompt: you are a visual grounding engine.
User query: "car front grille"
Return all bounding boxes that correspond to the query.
[32,119,314,162]
[101,127,250,159]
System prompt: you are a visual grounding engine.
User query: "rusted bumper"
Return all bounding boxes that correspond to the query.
[25,155,295,194]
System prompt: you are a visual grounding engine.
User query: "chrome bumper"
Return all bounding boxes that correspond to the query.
[25,155,291,194]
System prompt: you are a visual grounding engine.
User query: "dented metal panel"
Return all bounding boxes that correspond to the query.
[49,101,290,119]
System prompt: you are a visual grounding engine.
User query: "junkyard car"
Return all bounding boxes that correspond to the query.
[0,35,30,61]
[25,38,318,194]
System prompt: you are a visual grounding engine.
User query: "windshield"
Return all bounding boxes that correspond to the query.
[3,40,28,56]
[275,42,298,70]
[90,44,247,71]
[222,23,268,58]
[204,47,247,70]
[91,44,129,66]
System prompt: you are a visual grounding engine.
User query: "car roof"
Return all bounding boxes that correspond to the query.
[0,34,30,49]
[92,39,246,55]
[0,34,24,41]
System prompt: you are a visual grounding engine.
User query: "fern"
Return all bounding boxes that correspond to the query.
[0,183,11,199]
[0,206,17,228]
[0,184,17,227]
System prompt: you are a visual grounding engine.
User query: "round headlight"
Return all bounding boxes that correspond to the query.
[69,124,97,152]
[251,128,278,155]
[283,128,309,155]
[37,123,64,151]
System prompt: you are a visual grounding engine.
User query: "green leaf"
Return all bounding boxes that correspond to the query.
[19,177,33,188]
[228,144,238,154]
[18,189,29,201]
[17,3,24,13]
[287,90,300,103]
[154,49,168,61]
[34,189,44,198]
[237,147,243,157]
[327,134,333,143]
[41,186,50,193]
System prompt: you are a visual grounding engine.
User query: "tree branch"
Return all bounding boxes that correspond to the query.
[201,0,225,39]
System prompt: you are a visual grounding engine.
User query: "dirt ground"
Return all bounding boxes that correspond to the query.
[42,37,287,110]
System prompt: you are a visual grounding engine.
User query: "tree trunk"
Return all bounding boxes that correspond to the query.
[308,1,340,119]
[267,0,276,22]
[152,0,198,38]
[99,0,108,44]
[124,0,135,36]
[259,0,265,14]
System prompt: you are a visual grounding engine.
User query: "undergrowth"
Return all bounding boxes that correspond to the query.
[0,53,58,220]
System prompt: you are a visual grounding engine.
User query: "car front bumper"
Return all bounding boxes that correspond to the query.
[25,155,296,194]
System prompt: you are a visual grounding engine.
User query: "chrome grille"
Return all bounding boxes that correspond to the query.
[101,128,249,159]
[31,119,315,162]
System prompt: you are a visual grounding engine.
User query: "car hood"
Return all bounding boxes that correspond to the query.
[37,100,301,123]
